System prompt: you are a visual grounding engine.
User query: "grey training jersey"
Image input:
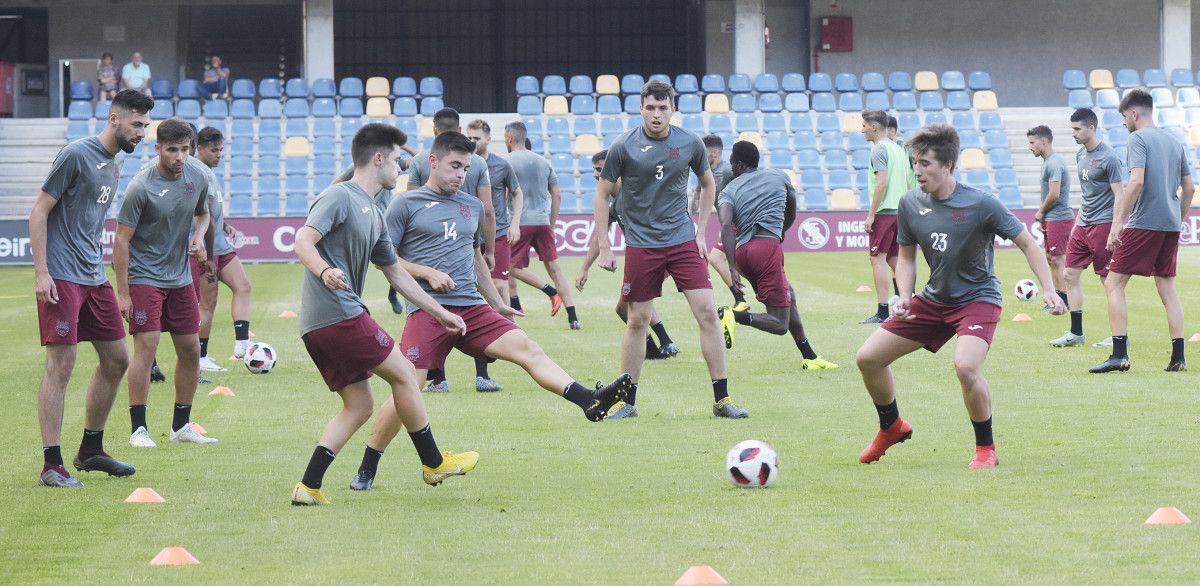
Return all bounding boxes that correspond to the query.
[509,149,557,226]
[486,153,521,237]
[600,125,710,248]
[386,186,486,311]
[117,162,211,288]
[1126,127,1191,232]
[712,161,735,195]
[408,151,491,201]
[148,156,232,255]
[298,182,398,335]
[41,137,122,286]
[1075,142,1123,226]
[717,168,795,248]
[336,165,394,213]
[1040,153,1074,222]
[896,183,1024,307]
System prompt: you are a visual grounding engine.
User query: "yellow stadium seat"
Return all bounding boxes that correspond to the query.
[1189,127,1200,147]
[543,95,569,115]
[396,174,410,191]
[419,117,435,138]
[284,137,311,157]
[841,112,864,133]
[830,188,857,210]
[1089,69,1115,90]
[737,131,763,149]
[574,134,601,156]
[784,169,799,189]
[704,94,730,114]
[147,120,161,137]
[972,90,998,111]
[670,112,682,126]
[365,97,390,118]
[365,76,390,98]
[960,148,986,169]
[914,71,939,91]
[596,75,620,95]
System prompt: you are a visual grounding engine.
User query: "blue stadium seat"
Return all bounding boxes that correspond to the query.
[892,91,917,111]
[311,78,336,98]
[150,79,173,100]
[731,93,756,113]
[1062,69,1087,90]
[1068,89,1093,109]
[338,98,363,118]
[419,97,444,116]
[837,93,863,112]
[764,130,788,150]
[229,136,253,157]
[284,98,309,118]
[1143,68,1167,88]
[258,99,282,118]
[674,74,699,93]
[781,73,806,93]
[828,169,853,190]
[231,79,255,98]
[177,80,201,99]
[754,73,779,93]
[823,148,849,170]
[918,92,944,111]
[312,173,334,193]
[924,112,947,126]
[888,71,913,92]
[285,193,309,215]
[795,149,821,170]
[516,96,541,116]
[202,100,228,120]
[681,114,705,134]
[816,113,840,134]
[66,121,89,141]
[834,73,858,93]
[998,186,1023,208]
[623,95,640,115]
[569,75,593,95]
[230,175,253,196]
[861,72,885,93]
[94,100,110,120]
[230,99,255,119]
[940,71,966,91]
[230,156,253,176]
[678,94,702,113]
[792,130,816,150]
[784,93,809,112]
[1171,68,1195,87]
[988,148,1014,169]
[766,149,791,168]
[864,92,889,110]
[285,78,307,98]
[1102,110,1123,129]
[620,74,644,95]
[313,137,336,158]
[994,168,1018,188]
[649,73,670,84]
[762,113,785,132]
[550,153,573,173]
[600,116,625,135]
[1179,87,1200,108]
[285,119,309,138]
[978,112,1003,131]
[575,154,592,172]
[1114,69,1139,89]
[392,77,417,97]
[176,99,201,121]
[256,195,281,217]
[757,93,784,115]
[808,73,833,93]
[394,118,417,136]
[546,117,569,136]
[736,113,758,133]
[541,75,566,96]
[515,75,539,96]
[819,130,842,150]
[524,118,544,136]
[339,77,363,98]
[597,95,622,115]
[149,101,173,120]
[1158,106,1184,127]
[258,138,281,157]
[946,91,971,111]
[570,95,595,115]
[308,98,334,118]
[811,93,836,112]
[701,74,725,93]
[983,129,1007,149]
[258,78,282,98]
[898,112,920,134]
[967,70,993,91]
[959,130,981,149]
[67,100,92,120]
[728,73,752,93]
[230,194,252,216]
[1152,87,1175,108]
[847,132,869,150]
[1095,88,1120,110]
[69,80,93,101]
[966,169,990,188]
[574,117,597,135]
[850,148,870,170]
[708,115,732,134]
[419,77,443,97]
[285,172,309,193]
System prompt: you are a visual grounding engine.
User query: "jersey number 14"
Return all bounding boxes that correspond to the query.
[443,221,458,241]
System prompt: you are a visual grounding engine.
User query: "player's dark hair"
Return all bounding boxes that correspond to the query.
[1070,108,1098,128]
[101,52,113,61]
[524,138,532,150]
[156,117,195,145]
[351,122,408,167]
[466,119,491,134]
[1026,125,1053,141]
[862,109,889,129]
[1119,89,1154,113]
[887,115,898,131]
[111,89,154,115]
[430,131,475,158]
[906,124,960,168]
[702,134,723,150]
[197,126,224,146]
[432,107,460,133]
[592,149,608,164]
[640,80,676,105]
[504,121,528,143]
[730,141,759,169]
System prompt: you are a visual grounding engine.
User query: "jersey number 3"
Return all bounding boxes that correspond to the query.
[442,221,458,241]
[655,165,664,180]
[930,232,948,252]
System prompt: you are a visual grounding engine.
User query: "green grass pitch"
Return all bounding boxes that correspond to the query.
[1,249,1197,583]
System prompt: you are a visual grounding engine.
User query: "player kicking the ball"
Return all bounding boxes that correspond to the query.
[291,124,479,505]
[716,141,838,371]
[855,125,1066,469]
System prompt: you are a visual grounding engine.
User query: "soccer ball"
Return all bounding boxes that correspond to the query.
[243,342,277,374]
[726,440,778,488]
[1013,279,1038,301]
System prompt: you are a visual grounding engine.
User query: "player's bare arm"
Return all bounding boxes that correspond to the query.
[867,169,887,232]
[717,202,741,294]
[472,247,521,317]
[28,191,60,304]
[293,225,348,290]
[891,244,918,318]
[507,187,523,244]
[113,224,135,320]
[1179,175,1195,221]
[376,261,467,335]
[592,178,617,269]
[394,257,456,293]
[1013,229,1067,314]
[1109,167,1144,250]
[1035,181,1061,223]
[694,169,716,256]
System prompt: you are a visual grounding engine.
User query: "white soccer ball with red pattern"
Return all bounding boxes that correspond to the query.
[1014,279,1039,301]
[243,342,277,374]
[726,440,778,488]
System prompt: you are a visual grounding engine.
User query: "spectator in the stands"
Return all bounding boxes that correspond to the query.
[97,52,118,100]
[121,51,151,96]
[201,55,229,98]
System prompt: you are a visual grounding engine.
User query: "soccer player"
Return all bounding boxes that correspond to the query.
[504,121,581,329]
[347,132,630,490]
[1049,108,1124,348]
[290,124,477,506]
[1027,125,1073,307]
[854,124,1066,469]
[115,118,218,448]
[189,127,255,372]
[717,141,838,371]
[593,80,748,419]
[1091,89,1194,373]
[692,134,747,310]
[861,109,913,324]
[465,119,523,391]
[29,89,151,487]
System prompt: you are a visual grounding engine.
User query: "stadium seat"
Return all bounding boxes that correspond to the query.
[313,173,334,193]
[546,117,569,136]
[758,93,783,113]
[784,93,810,112]
[1151,87,1175,108]
[841,112,863,133]
[765,149,790,168]
[834,73,858,93]
[1189,127,1200,148]
[339,77,364,98]
[1158,107,1184,127]
[967,70,993,91]
[515,75,539,96]
[703,116,729,136]
[731,93,756,113]
[795,149,821,170]
[728,73,752,93]
[737,131,763,150]
[536,75,564,96]
[983,129,1007,150]
[256,194,281,217]
[952,112,976,131]
[959,130,981,149]
[572,134,600,156]
[838,93,863,112]
[818,130,842,150]
[284,192,309,215]
[283,78,306,98]
[590,95,618,115]
[823,148,849,170]
[542,95,568,116]
[898,112,920,134]
[988,148,1014,168]
[914,71,938,91]
[892,92,917,112]
[978,112,1002,131]
[829,188,856,210]
[177,79,201,100]
[283,98,308,119]
[570,95,596,115]
[1094,88,1120,110]
[811,93,836,113]
[392,116,417,137]
[649,73,670,85]
[548,152,572,173]
[864,92,889,110]
[803,73,829,94]
[790,129,815,150]
[94,100,110,120]
[569,75,593,95]
[150,79,173,100]
[516,95,542,116]
[67,100,92,120]
[924,112,947,126]
[229,136,253,157]
[312,136,336,158]
[66,121,89,141]
[1171,68,1195,88]
[780,73,805,93]
[176,99,201,121]
[623,95,640,115]
[888,71,914,92]
[998,186,1022,208]
[1101,109,1123,129]
[307,78,334,98]
[1178,87,1200,108]
[573,117,597,136]
[802,183,828,210]
[665,74,695,95]
[940,71,966,91]
[258,99,282,118]
[1143,68,1167,88]
[946,91,971,111]
[229,194,252,216]
[231,78,255,99]
[973,91,999,111]
[918,92,944,111]
[258,78,282,98]
[994,168,1018,188]
[257,137,281,157]
[419,77,443,97]
[202,100,228,120]
[620,74,644,95]
[1068,89,1094,109]
[363,77,388,98]
[960,148,986,169]
[338,98,363,118]
[1088,69,1115,90]
[1062,69,1087,90]
[850,148,870,170]
[704,94,730,114]
[816,114,840,134]
[284,136,310,158]
[764,130,788,150]
[789,112,814,133]
[1108,68,1138,90]
[701,74,726,93]
[69,80,93,101]
[595,74,619,95]
[861,72,885,92]
[680,114,705,134]
[827,169,853,190]
[149,101,173,120]
[420,97,444,116]
[752,73,779,93]
[736,114,759,134]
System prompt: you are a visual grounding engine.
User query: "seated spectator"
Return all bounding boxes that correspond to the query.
[121,51,152,96]
[201,55,229,98]
[97,52,118,100]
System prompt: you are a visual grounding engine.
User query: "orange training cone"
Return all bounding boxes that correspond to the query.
[208,386,234,397]
[149,547,200,566]
[855,285,872,292]
[190,423,207,435]
[1189,333,1200,342]
[279,310,298,318]
[1012,313,1033,322]
[249,330,256,338]
[1146,507,1191,525]
[675,565,728,586]
[124,487,165,503]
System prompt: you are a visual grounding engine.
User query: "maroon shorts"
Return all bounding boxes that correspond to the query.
[128,283,200,335]
[868,214,899,257]
[735,237,792,308]
[399,304,520,370]
[622,241,713,302]
[1107,228,1179,277]
[302,311,395,391]
[1042,219,1074,256]
[512,224,558,268]
[1066,223,1112,276]
[490,236,512,280]
[37,280,126,345]
[881,296,1002,353]
[189,252,238,289]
